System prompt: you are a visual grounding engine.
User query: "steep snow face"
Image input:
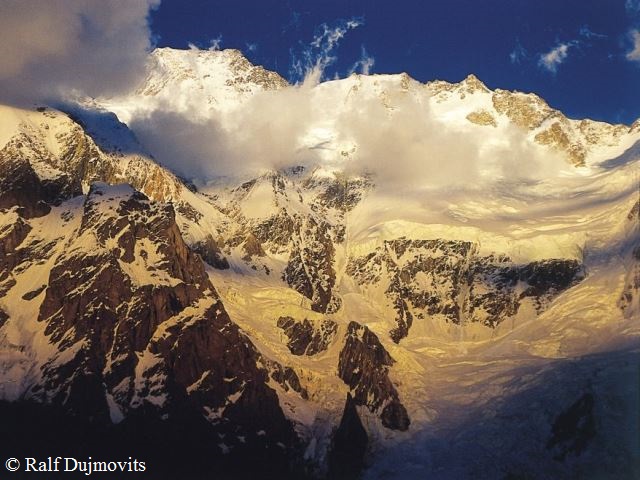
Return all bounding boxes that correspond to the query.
[101,47,288,123]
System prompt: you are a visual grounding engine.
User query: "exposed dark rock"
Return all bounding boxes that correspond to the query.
[241,232,266,261]
[191,234,229,269]
[547,393,596,461]
[264,358,309,399]
[619,246,640,314]
[348,238,474,340]
[277,316,337,356]
[0,307,8,328]
[464,254,521,328]
[32,184,296,455]
[380,400,411,431]
[389,298,413,343]
[253,208,296,251]
[348,238,584,341]
[517,259,583,301]
[0,154,54,218]
[149,302,296,444]
[338,321,410,431]
[314,174,371,213]
[328,393,369,480]
[175,201,203,223]
[627,199,639,222]
[283,216,341,313]
[0,216,32,287]
[21,284,47,300]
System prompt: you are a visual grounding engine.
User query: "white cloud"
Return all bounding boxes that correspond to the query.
[626,29,640,62]
[538,42,574,73]
[121,55,563,193]
[289,17,364,83]
[0,0,159,104]
[509,41,527,64]
[578,25,607,39]
[349,47,375,75]
[209,35,223,51]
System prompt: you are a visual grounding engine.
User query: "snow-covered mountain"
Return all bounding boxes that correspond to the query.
[0,48,638,479]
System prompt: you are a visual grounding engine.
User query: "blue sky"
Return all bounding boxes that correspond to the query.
[150,0,640,125]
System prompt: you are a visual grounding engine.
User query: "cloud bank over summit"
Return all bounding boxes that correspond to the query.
[0,0,158,104]
[116,49,564,195]
[0,1,618,195]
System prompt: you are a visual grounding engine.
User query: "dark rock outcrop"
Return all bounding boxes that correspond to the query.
[313,174,371,213]
[254,208,296,252]
[0,216,32,291]
[338,321,410,431]
[29,183,296,456]
[0,307,8,329]
[264,359,309,399]
[547,393,596,461]
[348,238,584,341]
[0,153,55,218]
[241,232,266,261]
[283,216,341,313]
[328,393,369,480]
[277,316,337,356]
[191,234,229,269]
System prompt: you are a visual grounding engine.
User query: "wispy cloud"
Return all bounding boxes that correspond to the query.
[626,29,640,62]
[579,25,607,39]
[622,0,640,64]
[509,40,527,64]
[626,0,640,15]
[289,17,364,83]
[246,42,258,53]
[534,24,609,73]
[209,35,223,51]
[349,46,375,75]
[310,18,362,50]
[187,35,222,52]
[538,41,576,73]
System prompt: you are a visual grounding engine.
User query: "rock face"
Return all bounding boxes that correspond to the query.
[328,393,369,480]
[283,216,342,313]
[263,357,309,399]
[277,316,338,356]
[348,238,584,342]
[338,322,410,431]
[190,234,229,269]
[0,215,32,294]
[36,184,291,431]
[0,153,57,219]
[0,179,297,474]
